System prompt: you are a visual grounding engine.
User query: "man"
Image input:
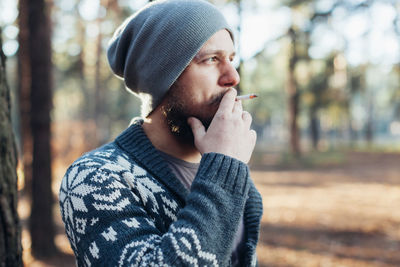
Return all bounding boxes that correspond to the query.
[59,0,263,266]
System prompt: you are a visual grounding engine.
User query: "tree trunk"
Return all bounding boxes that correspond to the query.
[18,0,33,196]
[365,96,374,145]
[0,27,23,267]
[94,8,105,144]
[27,0,57,257]
[309,108,319,150]
[75,5,90,120]
[287,27,301,156]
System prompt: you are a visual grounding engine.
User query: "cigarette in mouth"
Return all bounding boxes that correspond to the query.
[235,94,258,101]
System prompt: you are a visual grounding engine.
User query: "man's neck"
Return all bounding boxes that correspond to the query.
[142,111,202,163]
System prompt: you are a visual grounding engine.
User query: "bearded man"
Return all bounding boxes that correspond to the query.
[59,0,263,266]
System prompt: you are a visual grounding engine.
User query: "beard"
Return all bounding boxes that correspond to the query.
[161,82,224,144]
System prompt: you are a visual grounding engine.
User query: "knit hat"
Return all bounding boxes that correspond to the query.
[107,0,232,117]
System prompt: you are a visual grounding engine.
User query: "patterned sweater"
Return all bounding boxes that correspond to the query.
[59,120,263,266]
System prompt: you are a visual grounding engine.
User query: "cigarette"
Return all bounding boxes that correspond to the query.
[235,94,258,101]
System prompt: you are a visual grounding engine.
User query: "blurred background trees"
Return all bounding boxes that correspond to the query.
[0,0,399,263]
[235,0,400,156]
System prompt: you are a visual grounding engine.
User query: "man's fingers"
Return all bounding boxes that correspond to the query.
[233,100,243,115]
[187,117,206,141]
[217,88,237,113]
[250,129,257,142]
[242,111,252,128]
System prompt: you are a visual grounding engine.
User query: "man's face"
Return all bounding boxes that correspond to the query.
[162,29,240,143]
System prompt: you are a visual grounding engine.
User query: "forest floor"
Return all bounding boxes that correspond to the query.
[253,151,400,267]
[20,151,400,267]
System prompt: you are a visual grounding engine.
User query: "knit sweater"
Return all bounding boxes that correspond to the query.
[59,119,263,266]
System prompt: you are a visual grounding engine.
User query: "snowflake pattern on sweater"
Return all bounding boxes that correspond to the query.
[59,121,263,266]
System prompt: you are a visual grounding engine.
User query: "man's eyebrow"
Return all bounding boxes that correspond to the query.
[195,50,236,59]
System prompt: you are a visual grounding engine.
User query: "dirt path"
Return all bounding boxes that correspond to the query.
[253,152,400,267]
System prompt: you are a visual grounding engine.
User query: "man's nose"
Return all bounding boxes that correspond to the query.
[218,61,240,88]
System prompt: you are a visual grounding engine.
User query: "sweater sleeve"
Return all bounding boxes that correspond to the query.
[59,152,251,267]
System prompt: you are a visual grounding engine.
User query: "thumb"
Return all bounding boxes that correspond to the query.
[187,117,206,141]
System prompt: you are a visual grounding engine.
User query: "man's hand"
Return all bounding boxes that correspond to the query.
[188,88,257,163]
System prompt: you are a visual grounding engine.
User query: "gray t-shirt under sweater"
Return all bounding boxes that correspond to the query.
[158,150,246,266]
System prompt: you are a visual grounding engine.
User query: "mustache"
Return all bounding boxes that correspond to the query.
[208,91,226,106]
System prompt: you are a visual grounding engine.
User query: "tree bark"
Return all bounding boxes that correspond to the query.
[27,0,57,257]
[0,27,23,267]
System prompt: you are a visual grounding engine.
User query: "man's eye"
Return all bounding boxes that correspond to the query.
[205,56,218,63]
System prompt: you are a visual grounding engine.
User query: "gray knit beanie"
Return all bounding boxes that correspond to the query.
[107,0,232,117]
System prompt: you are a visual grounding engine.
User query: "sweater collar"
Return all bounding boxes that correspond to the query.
[115,118,189,204]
